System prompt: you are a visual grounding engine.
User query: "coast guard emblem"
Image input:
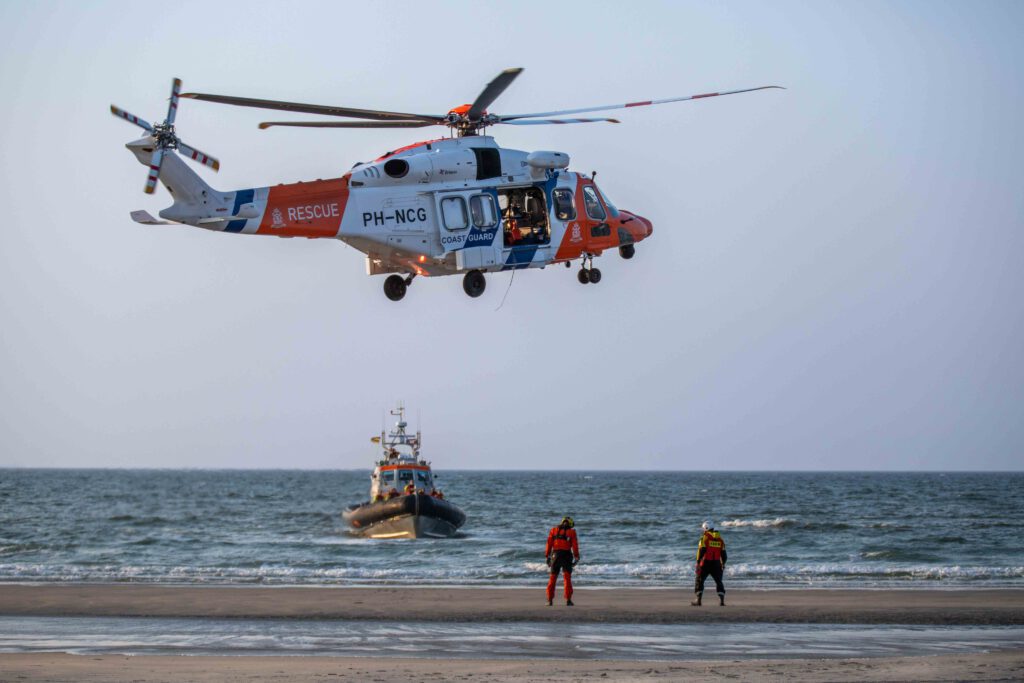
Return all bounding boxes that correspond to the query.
[271,208,285,228]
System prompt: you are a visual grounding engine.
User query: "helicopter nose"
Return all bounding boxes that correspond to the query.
[640,216,653,237]
[622,211,653,240]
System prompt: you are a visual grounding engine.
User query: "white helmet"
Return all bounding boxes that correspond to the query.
[702,520,715,531]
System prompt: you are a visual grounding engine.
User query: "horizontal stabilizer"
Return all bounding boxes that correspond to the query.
[130,210,175,225]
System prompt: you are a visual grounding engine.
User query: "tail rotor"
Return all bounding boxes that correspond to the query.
[111,77,220,194]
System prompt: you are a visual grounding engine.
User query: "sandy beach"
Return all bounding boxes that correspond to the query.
[1,585,1022,681]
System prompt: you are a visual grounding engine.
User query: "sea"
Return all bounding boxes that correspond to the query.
[1,470,1022,589]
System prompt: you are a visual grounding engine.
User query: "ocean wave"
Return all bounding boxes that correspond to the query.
[721,518,796,529]
[861,549,942,562]
[106,515,172,526]
[728,562,1024,581]
[1,560,1022,586]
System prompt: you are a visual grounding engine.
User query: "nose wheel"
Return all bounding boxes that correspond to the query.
[577,255,602,285]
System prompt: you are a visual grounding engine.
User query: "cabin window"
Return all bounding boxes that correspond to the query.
[381,471,395,484]
[552,189,576,221]
[470,194,497,228]
[441,196,468,230]
[415,470,432,487]
[583,186,606,220]
[397,470,414,483]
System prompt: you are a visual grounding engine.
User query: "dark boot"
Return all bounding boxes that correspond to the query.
[566,599,574,606]
[691,593,702,606]
[719,593,726,606]
[546,599,553,606]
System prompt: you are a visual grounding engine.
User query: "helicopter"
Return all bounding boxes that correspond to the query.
[111,69,781,301]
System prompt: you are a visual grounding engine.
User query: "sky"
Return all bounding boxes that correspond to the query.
[0,1,1022,470]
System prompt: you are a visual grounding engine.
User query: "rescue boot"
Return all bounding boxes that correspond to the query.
[566,599,574,606]
[719,593,726,606]
[546,599,553,606]
[691,593,702,607]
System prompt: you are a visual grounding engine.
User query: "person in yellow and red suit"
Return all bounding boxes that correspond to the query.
[403,482,415,496]
[545,516,580,606]
[692,520,727,606]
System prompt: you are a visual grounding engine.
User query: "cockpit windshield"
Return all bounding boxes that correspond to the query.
[594,184,619,218]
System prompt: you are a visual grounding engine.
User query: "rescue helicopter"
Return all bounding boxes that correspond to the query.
[111,69,781,301]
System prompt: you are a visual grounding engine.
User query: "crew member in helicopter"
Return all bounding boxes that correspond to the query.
[504,202,522,246]
[545,516,580,606]
[692,520,727,606]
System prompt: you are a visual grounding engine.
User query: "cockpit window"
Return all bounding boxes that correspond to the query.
[595,184,619,218]
[552,189,576,221]
[583,186,606,220]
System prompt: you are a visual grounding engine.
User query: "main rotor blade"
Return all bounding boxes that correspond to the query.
[165,77,182,126]
[467,68,523,121]
[499,85,785,121]
[110,105,153,131]
[182,92,443,123]
[499,117,620,126]
[258,120,436,129]
[144,147,164,195]
[178,141,220,171]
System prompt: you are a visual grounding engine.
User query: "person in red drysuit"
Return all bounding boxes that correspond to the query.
[545,516,580,606]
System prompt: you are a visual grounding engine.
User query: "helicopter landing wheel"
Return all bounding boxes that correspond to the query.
[589,267,602,284]
[463,269,486,298]
[383,274,407,301]
[619,244,635,260]
[577,268,590,285]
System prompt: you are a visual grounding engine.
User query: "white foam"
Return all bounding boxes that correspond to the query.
[721,518,795,528]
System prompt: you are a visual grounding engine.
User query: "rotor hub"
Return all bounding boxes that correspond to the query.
[152,123,179,149]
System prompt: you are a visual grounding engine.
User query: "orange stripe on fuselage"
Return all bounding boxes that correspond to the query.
[256,175,351,238]
[378,464,430,472]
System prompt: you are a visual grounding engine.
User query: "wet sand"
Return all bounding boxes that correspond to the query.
[1,585,1022,624]
[2,585,1022,681]
[2,651,1023,682]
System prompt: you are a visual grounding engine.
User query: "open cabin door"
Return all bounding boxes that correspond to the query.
[499,186,552,269]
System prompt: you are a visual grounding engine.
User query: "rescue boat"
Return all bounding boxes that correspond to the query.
[342,406,465,539]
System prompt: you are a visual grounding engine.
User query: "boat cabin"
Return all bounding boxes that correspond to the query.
[368,407,437,500]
